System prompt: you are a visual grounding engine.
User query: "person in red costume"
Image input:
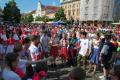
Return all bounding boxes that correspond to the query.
[60,33,68,64]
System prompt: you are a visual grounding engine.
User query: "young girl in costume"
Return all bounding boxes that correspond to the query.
[60,33,68,64]
[50,33,59,67]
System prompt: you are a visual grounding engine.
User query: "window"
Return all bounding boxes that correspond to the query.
[73,12,74,15]
[77,9,79,16]
[105,14,109,19]
[86,0,89,4]
[73,10,75,16]
[68,10,71,16]
[85,7,88,11]
[38,14,41,16]
[73,4,75,8]
[77,4,79,8]
[94,14,97,18]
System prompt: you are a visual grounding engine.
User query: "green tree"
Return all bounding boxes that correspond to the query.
[27,14,33,23]
[35,16,42,21]
[54,8,66,21]
[21,14,33,23]
[35,16,50,23]
[3,0,21,23]
[41,16,49,23]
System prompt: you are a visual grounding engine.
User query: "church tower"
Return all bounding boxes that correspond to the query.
[36,0,42,17]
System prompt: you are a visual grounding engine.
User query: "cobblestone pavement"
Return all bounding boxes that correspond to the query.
[46,58,103,80]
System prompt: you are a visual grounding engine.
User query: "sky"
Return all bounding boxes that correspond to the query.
[0,0,60,13]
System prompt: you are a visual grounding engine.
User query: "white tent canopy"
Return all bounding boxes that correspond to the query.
[112,23,120,25]
[112,20,120,25]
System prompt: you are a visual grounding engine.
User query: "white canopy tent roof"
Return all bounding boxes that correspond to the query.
[112,21,120,25]
[112,23,120,25]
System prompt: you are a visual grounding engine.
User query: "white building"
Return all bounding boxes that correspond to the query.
[32,0,59,22]
[80,0,116,21]
[32,0,42,20]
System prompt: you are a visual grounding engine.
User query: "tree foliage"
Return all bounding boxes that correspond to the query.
[54,8,66,21]
[35,16,50,23]
[3,0,21,23]
[35,16,42,21]
[21,14,33,23]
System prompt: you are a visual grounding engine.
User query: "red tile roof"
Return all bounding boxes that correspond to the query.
[43,6,60,12]
[30,6,60,15]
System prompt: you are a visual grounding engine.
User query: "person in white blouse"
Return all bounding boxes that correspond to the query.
[1,32,7,42]
[28,36,40,68]
[78,32,89,68]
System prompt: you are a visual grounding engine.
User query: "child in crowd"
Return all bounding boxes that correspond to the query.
[60,33,68,64]
[88,33,101,75]
[68,32,78,66]
[99,34,115,80]
[49,33,59,67]
[78,32,89,68]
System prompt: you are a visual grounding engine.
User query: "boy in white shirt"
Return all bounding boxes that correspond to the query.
[28,36,40,68]
[77,32,89,68]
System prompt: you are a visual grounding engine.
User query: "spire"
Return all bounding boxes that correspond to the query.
[36,0,42,17]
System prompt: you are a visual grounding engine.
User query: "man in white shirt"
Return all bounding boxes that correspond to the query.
[77,32,89,68]
[28,36,40,68]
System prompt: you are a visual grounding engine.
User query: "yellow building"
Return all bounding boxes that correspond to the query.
[61,0,80,21]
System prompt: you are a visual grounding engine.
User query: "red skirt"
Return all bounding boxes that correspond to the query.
[60,47,68,60]
[68,48,77,59]
[50,46,58,58]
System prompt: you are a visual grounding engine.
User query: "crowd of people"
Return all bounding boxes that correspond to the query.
[0,23,120,80]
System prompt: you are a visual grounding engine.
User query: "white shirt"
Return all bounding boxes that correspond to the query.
[1,34,7,41]
[6,45,14,54]
[3,68,21,80]
[79,39,89,56]
[28,44,39,67]
[93,39,100,49]
[13,34,19,40]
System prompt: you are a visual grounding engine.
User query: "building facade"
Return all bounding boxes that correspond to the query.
[80,0,116,21]
[113,0,120,21]
[0,8,3,24]
[61,0,80,21]
[32,0,59,21]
